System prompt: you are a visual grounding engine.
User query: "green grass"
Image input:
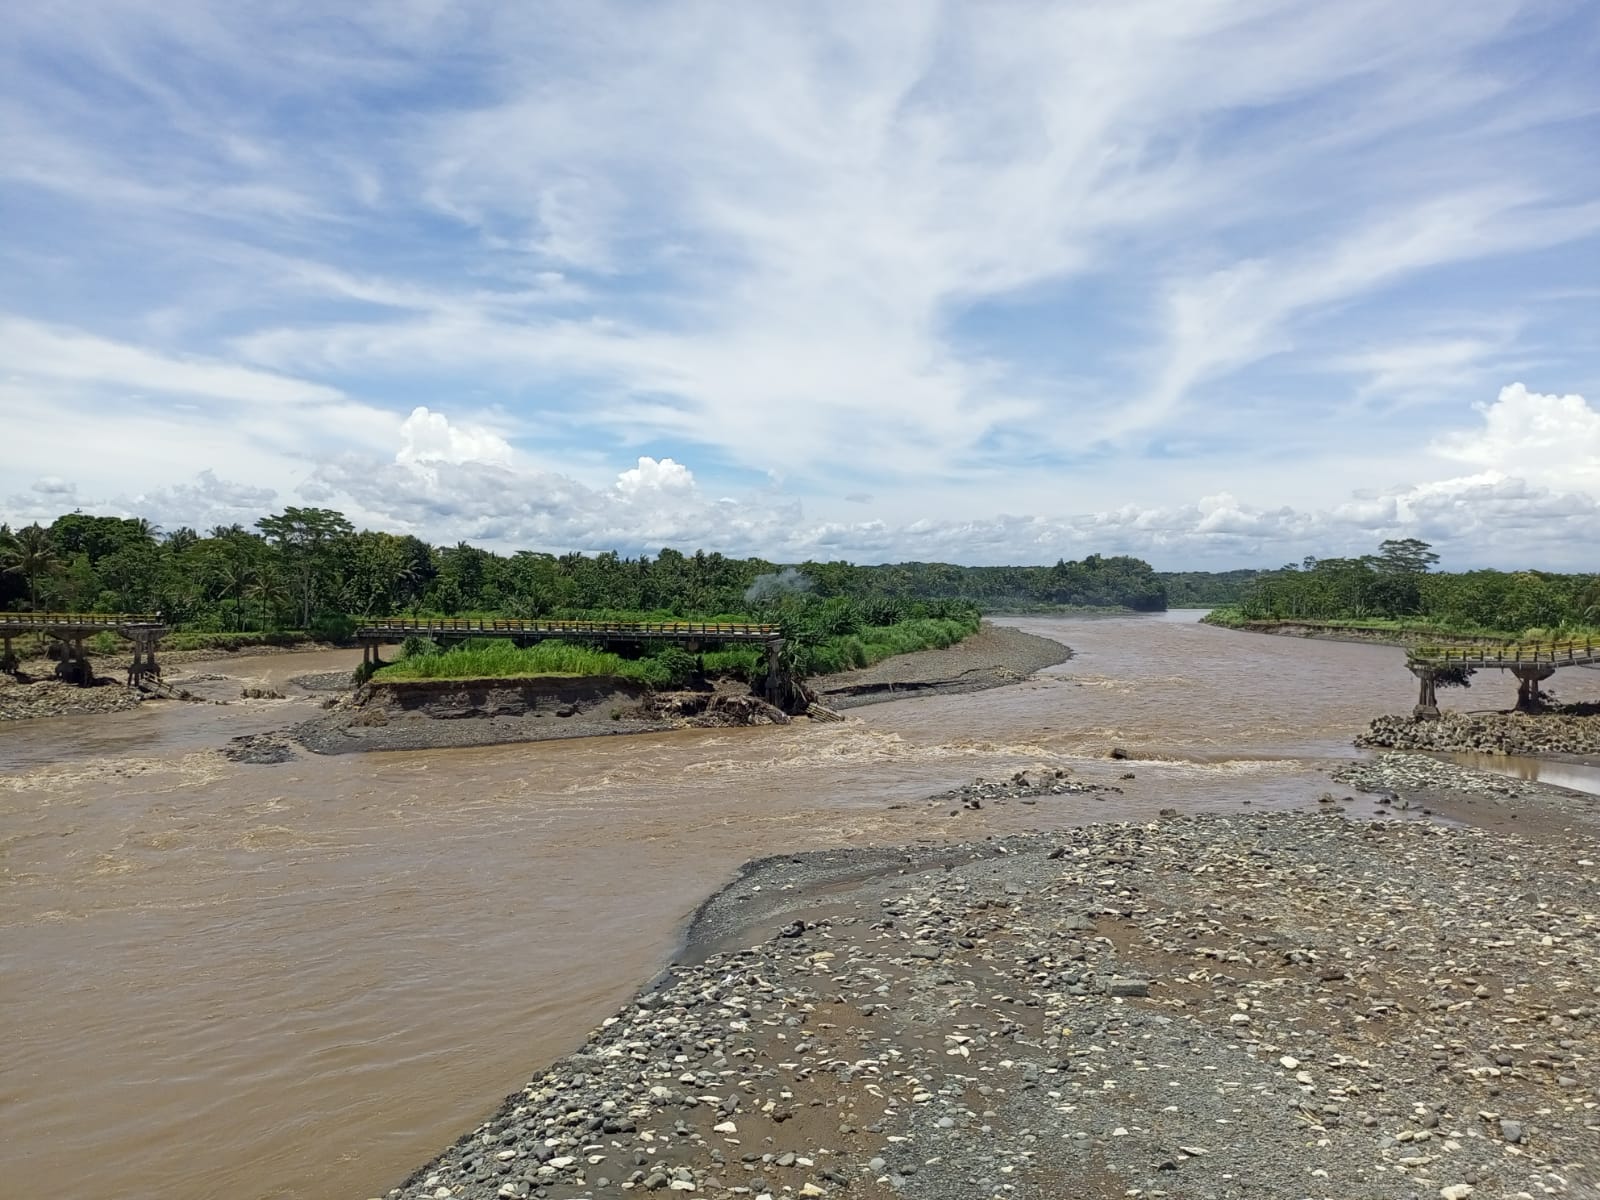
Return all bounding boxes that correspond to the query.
[795,614,980,676]
[373,640,678,685]
[368,612,983,688]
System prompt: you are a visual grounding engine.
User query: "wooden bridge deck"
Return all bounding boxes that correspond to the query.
[0,611,166,635]
[353,618,782,645]
[1408,638,1600,671]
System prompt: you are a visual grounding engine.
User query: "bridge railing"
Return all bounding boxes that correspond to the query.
[353,618,781,638]
[1410,637,1600,667]
[0,611,163,628]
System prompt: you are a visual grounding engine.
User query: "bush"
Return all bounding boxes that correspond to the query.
[399,635,440,659]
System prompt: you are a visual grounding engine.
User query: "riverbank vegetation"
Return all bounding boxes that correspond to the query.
[2,508,1160,628]
[374,608,983,686]
[1209,539,1600,640]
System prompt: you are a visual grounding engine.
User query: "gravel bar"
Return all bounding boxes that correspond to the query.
[379,808,1600,1200]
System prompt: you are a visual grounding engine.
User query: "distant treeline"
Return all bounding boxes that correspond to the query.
[1158,569,1262,607]
[2,508,1177,632]
[1226,539,1600,637]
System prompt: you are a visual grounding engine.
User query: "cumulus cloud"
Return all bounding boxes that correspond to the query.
[615,456,694,496]
[1432,383,1600,492]
[396,405,514,466]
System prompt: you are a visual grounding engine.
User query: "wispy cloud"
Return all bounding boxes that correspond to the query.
[2,1,1599,565]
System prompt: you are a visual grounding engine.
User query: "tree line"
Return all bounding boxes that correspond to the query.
[1231,538,1600,636]
[1,508,1172,633]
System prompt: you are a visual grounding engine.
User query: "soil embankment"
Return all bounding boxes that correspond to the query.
[295,675,678,755]
[389,807,1599,1200]
[291,623,1071,754]
[812,622,1071,708]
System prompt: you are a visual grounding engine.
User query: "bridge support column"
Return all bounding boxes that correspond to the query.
[1,634,16,675]
[1412,668,1439,720]
[126,630,161,688]
[55,636,93,687]
[765,638,785,706]
[1512,666,1555,712]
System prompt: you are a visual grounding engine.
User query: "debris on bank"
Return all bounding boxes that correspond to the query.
[1359,711,1600,758]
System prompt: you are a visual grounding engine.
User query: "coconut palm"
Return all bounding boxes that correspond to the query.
[214,555,258,630]
[4,524,58,611]
[244,571,290,631]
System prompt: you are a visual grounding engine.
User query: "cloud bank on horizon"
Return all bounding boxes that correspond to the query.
[2,1,1598,569]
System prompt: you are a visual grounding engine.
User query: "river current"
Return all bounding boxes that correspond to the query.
[4,611,1598,1198]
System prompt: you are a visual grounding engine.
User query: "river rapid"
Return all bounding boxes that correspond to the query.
[4,611,1599,1199]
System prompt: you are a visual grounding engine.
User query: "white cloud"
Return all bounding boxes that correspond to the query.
[0,316,345,408]
[396,405,513,466]
[3,4,1600,566]
[615,456,694,497]
[1432,383,1600,492]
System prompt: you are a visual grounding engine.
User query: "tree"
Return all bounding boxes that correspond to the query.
[1376,538,1439,575]
[5,524,59,610]
[244,570,291,630]
[255,507,355,628]
[164,526,200,553]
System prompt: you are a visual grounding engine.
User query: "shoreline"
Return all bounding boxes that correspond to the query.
[1204,617,1508,650]
[384,788,1599,1200]
[291,623,1071,756]
[810,622,1073,709]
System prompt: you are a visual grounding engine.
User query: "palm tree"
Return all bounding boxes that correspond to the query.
[215,556,258,630]
[244,571,290,631]
[5,524,58,611]
[164,526,199,553]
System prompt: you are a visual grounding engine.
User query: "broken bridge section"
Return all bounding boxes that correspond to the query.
[1406,637,1600,718]
[352,617,790,702]
[0,612,168,686]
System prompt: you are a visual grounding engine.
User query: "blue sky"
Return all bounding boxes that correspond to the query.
[3,1,1599,569]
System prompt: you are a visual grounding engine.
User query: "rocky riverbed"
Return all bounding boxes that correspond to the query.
[0,667,144,722]
[1358,712,1600,759]
[380,809,1599,1200]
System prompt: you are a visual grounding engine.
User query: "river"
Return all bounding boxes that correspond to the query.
[4,611,1598,1199]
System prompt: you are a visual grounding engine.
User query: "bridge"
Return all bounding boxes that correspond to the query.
[352,617,788,697]
[0,612,168,685]
[1407,637,1600,718]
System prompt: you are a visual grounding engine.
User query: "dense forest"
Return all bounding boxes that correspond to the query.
[1223,539,1600,637]
[0,508,1169,634]
[1159,569,1262,607]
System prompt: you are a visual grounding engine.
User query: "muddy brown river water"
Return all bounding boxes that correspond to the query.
[4,611,1599,1199]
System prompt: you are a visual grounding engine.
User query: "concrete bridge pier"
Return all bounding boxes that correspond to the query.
[126,629,162,687]
[1513,665,1555,712]
[765,638,785,706]
[54,636,93,687]
[1411,667,1440,720]
[1,634,17,675]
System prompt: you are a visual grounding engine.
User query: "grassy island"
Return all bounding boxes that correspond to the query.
[370,609,983,687]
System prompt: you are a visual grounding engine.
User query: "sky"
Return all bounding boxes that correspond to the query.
[3,1,1599,570]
